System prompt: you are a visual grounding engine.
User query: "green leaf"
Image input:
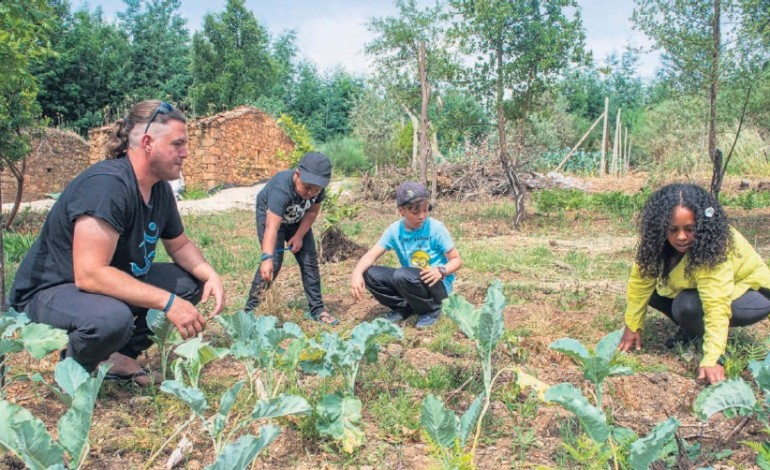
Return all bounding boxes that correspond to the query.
[549,338,590,364]
[749,358,770,395]
[420,394,459,449]
[0,399,66,470]
[316,392,365,453]
[0,338,24,357]
[218,381,245,417]
[147,309,180,344]
[57,362,110,466]
[582,357,612,386]
[693,378,757,421]
[204,425,281,470]
[17,323,68,359]
[160,380,209,416]
[595,329,623,362]
[629,417,680,470]
[443,293,479,340]
[459,394,484,448]
[251,394,311,420]
[608,365,634,377]
[545,383,609,443]
[0,309,30,337]
[54,357,91,397]
[477,287,505,360]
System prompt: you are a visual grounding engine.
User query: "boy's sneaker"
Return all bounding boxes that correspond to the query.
[384,311,407,323]
[664,327,698,349]
[416,311,441,329]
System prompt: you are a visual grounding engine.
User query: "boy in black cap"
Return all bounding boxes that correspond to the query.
[350,181,462,328]
[245,151,338,325]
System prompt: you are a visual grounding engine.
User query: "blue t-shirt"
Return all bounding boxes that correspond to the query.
[377,218,456,293]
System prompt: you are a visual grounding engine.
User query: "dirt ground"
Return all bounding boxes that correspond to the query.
[3,172,770,469]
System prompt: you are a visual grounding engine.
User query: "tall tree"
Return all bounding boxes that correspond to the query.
[632,0,766,195]
[189,0,276,114]
[118,0,191,105]
[366,0,454,184]
[34,4,130,133]
[0,0,55,303]
[451,0,585,227]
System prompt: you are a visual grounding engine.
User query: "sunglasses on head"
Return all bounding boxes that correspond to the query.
[143,101,174,134]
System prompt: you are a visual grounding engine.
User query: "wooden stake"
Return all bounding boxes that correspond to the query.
[555,112,605,172]
[600,97,608,176]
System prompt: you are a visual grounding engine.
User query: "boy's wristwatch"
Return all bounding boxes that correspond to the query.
[437,266,447,279]
[261,253,274,261]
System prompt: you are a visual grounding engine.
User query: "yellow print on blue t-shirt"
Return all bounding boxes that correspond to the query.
[410,250,430,268]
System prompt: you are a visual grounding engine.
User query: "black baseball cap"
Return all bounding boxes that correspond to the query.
[297,152,332,188]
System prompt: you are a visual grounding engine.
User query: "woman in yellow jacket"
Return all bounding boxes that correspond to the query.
[618,183,770,385]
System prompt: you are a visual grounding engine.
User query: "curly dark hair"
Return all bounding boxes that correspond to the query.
[636,183,731,280]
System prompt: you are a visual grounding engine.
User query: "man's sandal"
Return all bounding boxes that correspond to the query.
[104,368,159,387]
[305,310,339,326]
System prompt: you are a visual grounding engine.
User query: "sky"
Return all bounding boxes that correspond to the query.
[73,0,660,79]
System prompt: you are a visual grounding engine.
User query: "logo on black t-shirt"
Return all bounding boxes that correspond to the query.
[131,222,159,276]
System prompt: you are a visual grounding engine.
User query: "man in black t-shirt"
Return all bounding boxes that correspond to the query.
[10,100,225,385]
[245,152,337,325]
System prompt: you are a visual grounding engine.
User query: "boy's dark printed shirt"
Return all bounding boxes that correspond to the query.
[256,170,325,225]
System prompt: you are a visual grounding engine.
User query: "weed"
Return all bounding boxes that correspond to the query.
[3,231,35,263]
[180,185,210,200]
[368,390,420,442]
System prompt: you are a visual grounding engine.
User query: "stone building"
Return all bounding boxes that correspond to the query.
[1,128,90,202]
[88,106,294,190]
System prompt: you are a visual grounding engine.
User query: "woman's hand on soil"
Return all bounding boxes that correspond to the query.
[618,326,642,352]
[698,364,726,385]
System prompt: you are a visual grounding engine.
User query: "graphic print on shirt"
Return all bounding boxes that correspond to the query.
[283,198,315,224]
[411,250,430,268]
[131,222,158,276]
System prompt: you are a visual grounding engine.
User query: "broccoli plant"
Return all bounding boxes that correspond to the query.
[147,308,183,380]
[0,309,68,396]
[436,279,506,461]
[0,358,109,469]
[301,318,402,453]
[548,329,633,408]
[161,378,311,468]
[693,353,770,468]
[217,312,306,398]
[546,329,679,469]
[170,336,229,389]
[420,393,483,470]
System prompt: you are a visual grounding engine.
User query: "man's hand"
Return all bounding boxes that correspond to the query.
[287,235,303,253]
[201,272,225,315]
[350,273,366,301]
[698,364,726,385]
[618,326,642,352]
[420,267,442,287]
[260,258,273,282]
[166,297,206,340]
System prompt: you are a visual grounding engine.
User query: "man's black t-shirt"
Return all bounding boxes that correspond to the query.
[256,169,325,225]
[10,157,184,306]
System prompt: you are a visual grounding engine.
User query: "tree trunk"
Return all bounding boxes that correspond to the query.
[4,157,26,230]
[0,163,6,387]
[708,0,722,196]
[494,46,526,229]
[418,41,431,186]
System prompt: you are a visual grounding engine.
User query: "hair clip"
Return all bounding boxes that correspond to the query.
[704,207,715,218]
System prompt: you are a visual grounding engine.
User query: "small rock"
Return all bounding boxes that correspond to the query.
[758,181,770,191]
[129,396,150,407]
[739,179,750,190]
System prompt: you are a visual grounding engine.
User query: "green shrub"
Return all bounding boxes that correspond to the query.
[277,114,314,167]
[4,231,35,263]
[318,136,370,175]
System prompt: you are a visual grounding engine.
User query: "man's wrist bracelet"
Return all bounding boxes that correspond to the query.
[163,293,176,313]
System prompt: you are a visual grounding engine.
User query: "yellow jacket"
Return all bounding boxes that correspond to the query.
[625,227,770,367]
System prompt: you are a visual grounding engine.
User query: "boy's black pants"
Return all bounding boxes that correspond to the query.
[363,266,447,317]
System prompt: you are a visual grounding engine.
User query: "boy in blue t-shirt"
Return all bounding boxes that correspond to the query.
[350,181,462,328]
